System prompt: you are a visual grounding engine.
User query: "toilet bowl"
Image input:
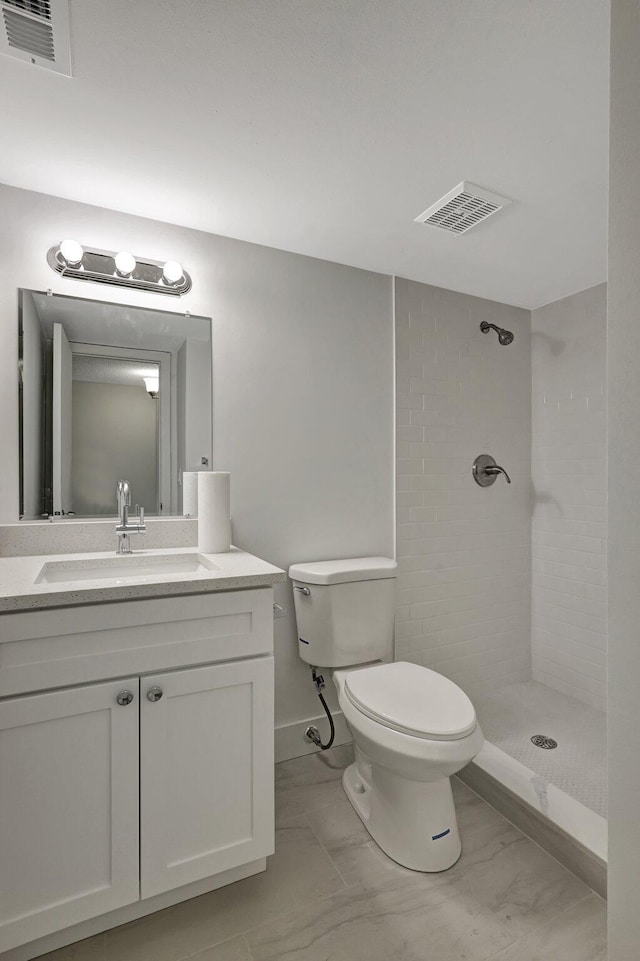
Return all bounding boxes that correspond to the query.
[289,556,484,873]
[334,661,483,871]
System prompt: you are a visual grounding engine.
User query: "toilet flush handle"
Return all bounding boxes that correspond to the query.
[294,586,311,596]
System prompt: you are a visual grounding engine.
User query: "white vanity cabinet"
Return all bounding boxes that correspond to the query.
[0,587,275,957]
[0,678,141,951]
[140,657,274,898]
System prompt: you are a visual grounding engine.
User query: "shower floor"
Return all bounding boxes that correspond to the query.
[474,681,607,818]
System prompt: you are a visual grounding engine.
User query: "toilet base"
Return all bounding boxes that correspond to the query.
[342,759,462,872]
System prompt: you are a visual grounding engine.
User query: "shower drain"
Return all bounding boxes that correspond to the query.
[531,734,558,750]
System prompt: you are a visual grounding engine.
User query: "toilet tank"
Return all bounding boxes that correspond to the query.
[288,557,397,668]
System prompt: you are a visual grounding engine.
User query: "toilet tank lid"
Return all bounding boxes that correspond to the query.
[288,557,397,585]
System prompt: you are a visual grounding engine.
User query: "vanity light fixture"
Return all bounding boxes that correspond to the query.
[162,260,185,286]
[47,242,192,296]
[143,375,159,399]
[59,239,83,267]
[114,251,136,278]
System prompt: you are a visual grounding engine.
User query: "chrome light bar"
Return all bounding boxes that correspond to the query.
[47,242,192,296]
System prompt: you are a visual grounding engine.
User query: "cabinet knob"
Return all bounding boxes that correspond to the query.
[146,686,163,702]
[116,690,134,706]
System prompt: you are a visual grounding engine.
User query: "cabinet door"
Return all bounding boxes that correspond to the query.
[140,657,274,898]
[0,679,140,953]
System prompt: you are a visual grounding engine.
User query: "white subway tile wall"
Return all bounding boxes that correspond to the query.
[531,284,607,711]
[395,279,531,696]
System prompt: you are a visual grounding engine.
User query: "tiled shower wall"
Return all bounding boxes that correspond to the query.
[531,284,607,711]
[395,279,531,696]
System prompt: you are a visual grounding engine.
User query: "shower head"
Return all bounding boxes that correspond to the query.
[480,321,514,345]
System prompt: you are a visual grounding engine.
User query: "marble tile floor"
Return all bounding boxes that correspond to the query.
[37,744,606,961]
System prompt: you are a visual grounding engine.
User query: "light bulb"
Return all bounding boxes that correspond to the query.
[115,251,136,277]
[162,260,184,286]
[143,375,159,397]
[59,239,83,267]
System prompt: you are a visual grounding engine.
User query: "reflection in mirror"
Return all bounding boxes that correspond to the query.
[19,290,212,520]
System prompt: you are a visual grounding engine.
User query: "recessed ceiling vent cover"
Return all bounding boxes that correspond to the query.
[415,182,511,235]
[0,0,71,76]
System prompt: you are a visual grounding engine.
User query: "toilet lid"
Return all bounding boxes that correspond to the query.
[344,661,477,741]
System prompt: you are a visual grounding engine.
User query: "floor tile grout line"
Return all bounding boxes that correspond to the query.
[516,891,601,949]
[241,836,579,961]
[240,932,254,961]
[552,891,604,913]
[177,933,253,961]
[238,880,356,945]
[275,791,344,813]
[484,933,539,961]
[485,893,606,961]
[100,745,600,958]
[222,815,356,948]
[442,791,513,842]
[102,841,347,961]
[300,811,351,891]
[243,839,600,961]
[274,795,355,826]
[293,764,606,937]
[82,755,603,961]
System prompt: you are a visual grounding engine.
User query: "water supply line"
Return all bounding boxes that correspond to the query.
[304,667,335,750]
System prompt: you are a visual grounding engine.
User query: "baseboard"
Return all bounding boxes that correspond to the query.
[275,710,351,762]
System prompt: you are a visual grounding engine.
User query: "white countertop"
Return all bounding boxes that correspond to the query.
[0,546,286,613]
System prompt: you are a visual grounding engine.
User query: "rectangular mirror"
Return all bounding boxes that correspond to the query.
[19,290,212,520]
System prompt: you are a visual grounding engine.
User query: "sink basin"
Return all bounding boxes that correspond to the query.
[35,553,220,585]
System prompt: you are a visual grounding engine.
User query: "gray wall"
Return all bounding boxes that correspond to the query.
[71,381,158,516]
[395,279,531,696]
[608,0,640,956]
[0,183,395,737]
[531,284,607,711]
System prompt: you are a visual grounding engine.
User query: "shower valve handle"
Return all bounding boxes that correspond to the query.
[484,465,511,484]
[472,454,512,487]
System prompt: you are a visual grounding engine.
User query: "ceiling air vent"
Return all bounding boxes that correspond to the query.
[415,182,511,235]
[0,0,71,76]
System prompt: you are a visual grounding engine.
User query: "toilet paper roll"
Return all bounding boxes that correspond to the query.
[197,471,231,553]
[182,471,199,516]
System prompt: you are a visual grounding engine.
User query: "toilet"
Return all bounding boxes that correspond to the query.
[289,556,484,872]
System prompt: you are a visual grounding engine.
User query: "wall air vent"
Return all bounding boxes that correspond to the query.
[415,182,511,235]
[4,0,52,18]
[0,0,71,76]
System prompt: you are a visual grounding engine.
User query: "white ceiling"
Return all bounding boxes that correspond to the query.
[72,354,158,388]
[1,1,610,308]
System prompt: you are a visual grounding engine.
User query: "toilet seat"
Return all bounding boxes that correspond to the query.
[344,661,477,741]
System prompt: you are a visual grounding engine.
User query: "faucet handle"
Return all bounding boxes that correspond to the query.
[117,479,131,505]
[485,465,511,484]
[138,507,145,531]
[472,454,512,487]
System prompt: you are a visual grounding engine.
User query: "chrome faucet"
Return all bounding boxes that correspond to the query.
[116,480,146,554]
